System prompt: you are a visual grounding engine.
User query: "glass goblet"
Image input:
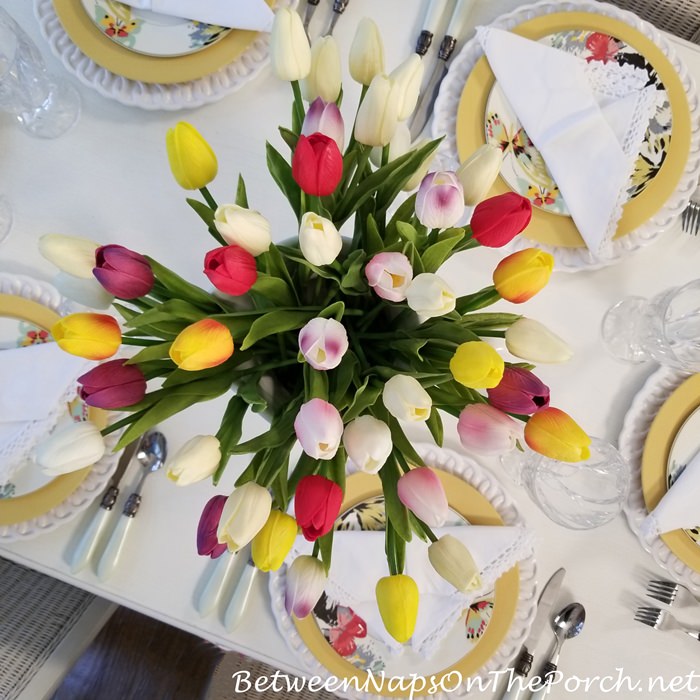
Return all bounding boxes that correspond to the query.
[0,195,11,243]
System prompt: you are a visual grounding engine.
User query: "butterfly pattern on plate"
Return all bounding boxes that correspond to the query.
[187,23,229,50]
[95,2,143,47]
[667,461,700,545]
[18,323,50,347]
[465,599,494,640]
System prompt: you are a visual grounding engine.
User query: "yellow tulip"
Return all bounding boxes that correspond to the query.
[51,313,121,360]
[449,341,504,389]
[251,510,298,572]
[493,248,554,303]
[375,574,419,643]
[169,319,233,371]
[524,407,591,462]
[165,122,218,190]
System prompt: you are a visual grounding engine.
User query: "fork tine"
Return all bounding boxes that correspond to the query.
[647,592,673,605]
[648,578,677,588]
[646,582,676,596]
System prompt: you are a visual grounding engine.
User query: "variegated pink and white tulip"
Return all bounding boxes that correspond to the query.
[342,415,392,474]
[397,467,449,527]
[294,398,344,460]
[365,252,413,302]
[285,555,327,618]
[457,403,520,455]
[415,171,465,229]
[298,317,348,371]
[302,98,345,150]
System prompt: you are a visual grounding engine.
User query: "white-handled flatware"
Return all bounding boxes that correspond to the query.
[196,553,236,617]
[223,557,258,632]
[415,0,453,56]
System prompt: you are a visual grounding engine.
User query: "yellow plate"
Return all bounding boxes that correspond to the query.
[641,372,700,573]
[292,469,520,697]
[457,11,691,248]
[0,294,106,526]
[53,0,268,84]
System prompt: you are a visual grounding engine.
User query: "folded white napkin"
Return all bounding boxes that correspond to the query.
[0,343,91,485]
[119,0,274,31]
[291,525,533,658]
[641,448,700,540]
[478,27,657,257]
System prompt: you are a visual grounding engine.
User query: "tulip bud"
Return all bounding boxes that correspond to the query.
[93,244,154,299]
[302,98,345,150]
[252,510,298,572]
[78,359,146,409]
[51,313,121,361]
[470,192,532,247]
[397,467,448,527]
[365,251,413,302]
[457,403,520,455]
[524,407,591,462]
[389,54,424,120]
[370,121,412,168]
[169,319,234,371]
[197,495,228,558]
[428,535,482,592]
[405,273,456,318]
[493,248,554,303]
[294,398,344,460]
[354,74,400,147]
[487,367,551,415]
[415,171,465,229]
[166,435,221,486]
[213,205,271,257]
[342,415,392,474]
[298,212,342,266]
[35,421,106,476]
[450,341,505,389]
[39,234,100,279]
[270,8,311,81]
[294,474,343,541]
[505,318,573,364]
[203,245,257,296]
[292,134,343,197]
[301,36,341,103]
[376,574,419,644]
[457,144,503,206]
[217,481,272,552]
[382,374,431,422]
[349,18,384,86]
[298,317,349,370]
[166,122,218,190]
[285,555,327,618]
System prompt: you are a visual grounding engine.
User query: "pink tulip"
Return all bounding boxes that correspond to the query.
[397,467,448,527]
[487,366,550,415]
[294,398,344,460]
[302,98,345,150]
[298,317,348,371]
[365,252,413,302]
[285,555,327,619]
[196,495,228,559]
[415,171,465,229]
[457,403,520,455]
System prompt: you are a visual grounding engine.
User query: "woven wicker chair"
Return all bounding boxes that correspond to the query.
[602,0,700,41]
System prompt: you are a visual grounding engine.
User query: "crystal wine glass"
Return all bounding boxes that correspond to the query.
[0,195,11,243]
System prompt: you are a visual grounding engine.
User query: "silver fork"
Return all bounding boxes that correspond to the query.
[646,579,700,609]
[634,606,700,640]
[681,200,700,235]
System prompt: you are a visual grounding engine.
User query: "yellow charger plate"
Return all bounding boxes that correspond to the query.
[291,469,520,698]
[641,372,700,573]
[0,294,106,526]
[457,11,691,249]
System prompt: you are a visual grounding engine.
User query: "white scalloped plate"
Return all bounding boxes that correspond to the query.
[269,444,538,700]
[433,0,700,272]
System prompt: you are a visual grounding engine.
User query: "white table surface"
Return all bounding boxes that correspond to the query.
[2,0,700,697]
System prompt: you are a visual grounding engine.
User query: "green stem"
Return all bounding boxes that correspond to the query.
[381,143,390,167]
[344,84,369,156]
[345,145,372,195]
[199,186,217,210]
[291,80,305,133]
[120,337,165,346]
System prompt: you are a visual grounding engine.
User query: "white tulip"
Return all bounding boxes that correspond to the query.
[406,273,456,318]
[505,318,573,364]
[342,415,392,473]
[214,204,271,257]
[354,74,401,147]
[456,144,503,206]
[301,36,341,103]
[389,54,424,120]
[270,8,311,82]
[36,421,106,476]
[428,535,482,592]
[382,374,432,422]
[349,18,384,86]
[39,234,100,279]
[298,212,342,266]
[285,555,327,618]
[217,482,272,553]
[166,435,221,486]
[369,121,412,168]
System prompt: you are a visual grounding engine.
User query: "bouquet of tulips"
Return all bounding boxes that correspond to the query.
[38,9,590,644]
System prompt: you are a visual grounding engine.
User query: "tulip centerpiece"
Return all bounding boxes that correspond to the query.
[40,9,590,644]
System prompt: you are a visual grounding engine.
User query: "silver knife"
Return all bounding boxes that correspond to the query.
[326,0,349,36]
[498,567,566,700]
[303,0,320,31]
[409,0,477,141]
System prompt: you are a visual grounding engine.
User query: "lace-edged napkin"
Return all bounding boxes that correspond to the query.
[291,525,534,658]
[478,27,657,258]
[0,343,90,486]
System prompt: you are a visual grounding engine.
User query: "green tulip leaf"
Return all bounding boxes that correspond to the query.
[266,142,301,220]
[339,250,368,293]
[185,199,227,246]
[395,221,418,245]
[278,126,298,152]
[456,286,501,314]
[318,528,334,575]
[250,274,295,307]
[319,301,345,320]
[240,309,317,351]
[147,257,222,312]
[304,364,329,400]
[235,174,249,208]
[343,380,382,423]
[125,341,174,364]
[330,352,358,407]
[426,407,444,447]
[379,456,412,543]
[421,228,465,273]
[232,450,267,487]
[460,312,522,329]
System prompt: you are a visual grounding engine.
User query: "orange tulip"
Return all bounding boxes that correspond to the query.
[493,248,554,303]
[524,407,591,462]
[51,313,121,360]
[169,319,233,371]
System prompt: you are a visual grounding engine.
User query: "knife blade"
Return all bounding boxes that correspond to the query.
[326,0,349,36]
[303,0,320,31]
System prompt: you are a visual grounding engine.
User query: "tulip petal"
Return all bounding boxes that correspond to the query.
[396,467,448,527]
[169,319,234,371]
[524,407,591,462]
[457,403,519,455]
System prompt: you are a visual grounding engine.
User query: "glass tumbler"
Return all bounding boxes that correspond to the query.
[0,8,80,138]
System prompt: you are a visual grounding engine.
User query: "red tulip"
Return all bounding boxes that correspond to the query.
[197,495,228,558]
[291,133,343,197]
[93,244,154,299]
[470,192,532,247]
[487,366,550,415]
[203,245,257,296]
[294,474,343,541]
[78,359,146,408]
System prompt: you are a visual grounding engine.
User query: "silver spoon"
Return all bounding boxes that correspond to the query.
[96,431,167,580]
[530,602,586,700]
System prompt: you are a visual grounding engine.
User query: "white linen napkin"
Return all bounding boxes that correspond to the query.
[641,447,700,540]
[119,0,274,31]
[477,27,657,257]
[290,525,533,658]
[0,343,90,485]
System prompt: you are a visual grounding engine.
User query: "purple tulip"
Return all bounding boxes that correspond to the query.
[93,244,154,299]
[77,359,146,408]
[415,171,465,229]
[197,495,228,559]
[487,366,550,415]
[301,97,345,150]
